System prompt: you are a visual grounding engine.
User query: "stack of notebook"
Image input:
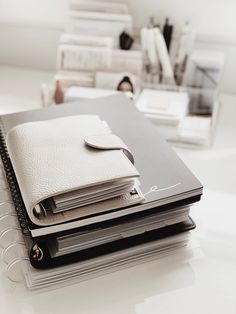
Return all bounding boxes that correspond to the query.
[0,94,202,290]
[54,1,142,92]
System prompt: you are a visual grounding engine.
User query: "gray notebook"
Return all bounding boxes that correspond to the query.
[0,94,202,236]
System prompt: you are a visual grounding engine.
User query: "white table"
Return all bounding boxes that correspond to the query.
[0,66,236,314]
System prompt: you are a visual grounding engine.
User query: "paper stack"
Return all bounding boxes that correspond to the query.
[136,88,189,140]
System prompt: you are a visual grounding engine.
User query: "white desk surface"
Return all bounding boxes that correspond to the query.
[0,66,236,314]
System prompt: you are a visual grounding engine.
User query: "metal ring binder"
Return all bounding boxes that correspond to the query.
[0,177,8,188]
[31,243,44,261]
[0,167,7,179]
[0,226,22,247]
[1,241,25,264]
[0,124,30,286]
[0,212,17,218]
[0,200,15,217]
[0,187,10,192]
[0,178,9,188]
[0,212,18,245]
[0,213,17,221]
[0,190,11,202]
[0,200,13,206]
[6,257,29,283]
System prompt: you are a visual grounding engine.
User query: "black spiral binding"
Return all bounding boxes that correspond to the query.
[0,120,29,235]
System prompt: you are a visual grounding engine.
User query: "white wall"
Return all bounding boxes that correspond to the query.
[1,0,236,39]
[0,0,68,27]
[0,0,236,93]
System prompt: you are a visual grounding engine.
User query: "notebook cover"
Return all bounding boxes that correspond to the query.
[29,216,196,269]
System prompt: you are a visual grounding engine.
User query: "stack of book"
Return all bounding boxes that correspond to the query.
[51,1,142,102]
[64,86,119,102]
[0,95,202,290]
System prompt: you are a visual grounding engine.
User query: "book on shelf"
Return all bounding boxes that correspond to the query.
[57,44,112,71]
[59,33,115,48]
[68,10,133,26]
[64,86,119,102]
[54,71,94,88]
[69,1,129,15]
[65,19,130,49]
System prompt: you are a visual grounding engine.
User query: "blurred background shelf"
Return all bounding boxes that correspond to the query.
[0,63,235,192]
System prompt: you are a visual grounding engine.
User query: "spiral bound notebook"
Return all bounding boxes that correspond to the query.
[0,156,195,289]
[0,150,193,269]
[0,185,195,290]
[0,95,202,236]
[0,94,202,289]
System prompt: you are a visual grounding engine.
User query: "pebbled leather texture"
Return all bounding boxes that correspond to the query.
[6,115,142,226]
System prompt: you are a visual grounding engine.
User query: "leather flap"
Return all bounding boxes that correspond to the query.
[84,133,134,164]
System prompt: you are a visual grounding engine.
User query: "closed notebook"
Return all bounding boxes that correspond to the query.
[6,115,144,227]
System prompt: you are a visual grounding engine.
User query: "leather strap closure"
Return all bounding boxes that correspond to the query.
[84,133,134,164]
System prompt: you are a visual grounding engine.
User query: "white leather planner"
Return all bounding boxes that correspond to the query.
[6,115,144,226]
